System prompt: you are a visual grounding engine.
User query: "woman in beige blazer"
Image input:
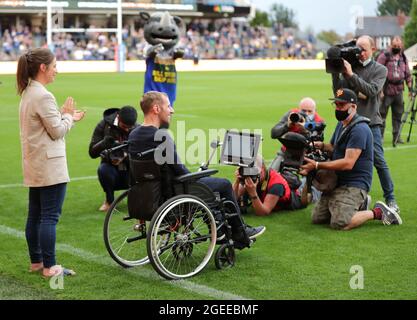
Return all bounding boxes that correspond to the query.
[17,48,85,277]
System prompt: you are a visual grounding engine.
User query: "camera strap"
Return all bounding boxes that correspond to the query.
[334,115,370,147]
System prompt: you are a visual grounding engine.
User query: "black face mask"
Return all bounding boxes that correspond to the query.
[392,48,401,55]
[335,109,350,121]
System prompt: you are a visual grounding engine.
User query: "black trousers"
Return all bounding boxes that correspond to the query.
[97,162,129,204]
[380,93,404,140]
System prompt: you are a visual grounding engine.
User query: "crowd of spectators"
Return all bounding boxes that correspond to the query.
[1,19,319,61]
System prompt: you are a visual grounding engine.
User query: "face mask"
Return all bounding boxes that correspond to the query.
[335,107,352,121]
[361,58,372,67]
[307,114,315,122]
[392,48,401,55]
[362,58,372,67]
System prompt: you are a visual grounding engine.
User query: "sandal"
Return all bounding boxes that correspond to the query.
[43,265,76,278]
[29,263,44,273]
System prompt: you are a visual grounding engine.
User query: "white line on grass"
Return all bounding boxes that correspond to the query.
[1,144,416,189]
[0,224,249,300]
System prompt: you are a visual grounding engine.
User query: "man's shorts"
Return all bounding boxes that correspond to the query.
[312,186,367,230]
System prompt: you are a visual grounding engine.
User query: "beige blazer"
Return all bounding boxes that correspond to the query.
[19,80,74,187]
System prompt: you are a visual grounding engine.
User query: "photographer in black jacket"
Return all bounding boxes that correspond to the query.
[89,106,138,211]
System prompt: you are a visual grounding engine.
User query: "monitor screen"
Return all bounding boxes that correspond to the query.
[220,131,261,167]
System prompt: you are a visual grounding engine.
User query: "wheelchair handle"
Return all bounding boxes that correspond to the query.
[136,147,159,159]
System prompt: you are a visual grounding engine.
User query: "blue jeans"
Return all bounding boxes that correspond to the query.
[26,183,67,268]
[98,162,129,203]
[371,126,395,202]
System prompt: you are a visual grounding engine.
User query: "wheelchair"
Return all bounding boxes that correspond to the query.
[103,148,252,280]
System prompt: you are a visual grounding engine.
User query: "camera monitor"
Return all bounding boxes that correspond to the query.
[220,131,261,167]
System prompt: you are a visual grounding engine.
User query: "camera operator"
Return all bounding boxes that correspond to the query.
[128,91,265,248]
[300,89,402,230]
[233,156,307,217]
[270,97,325,172]
[331,35,400,214]
[376,36,413,145]
[89,106,138,212]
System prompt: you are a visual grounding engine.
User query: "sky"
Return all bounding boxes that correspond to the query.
[250,0,379,35]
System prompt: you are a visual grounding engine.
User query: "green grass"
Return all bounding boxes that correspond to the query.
[0,70,416,300]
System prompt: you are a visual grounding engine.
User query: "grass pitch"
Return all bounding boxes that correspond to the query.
[0,70,416,300]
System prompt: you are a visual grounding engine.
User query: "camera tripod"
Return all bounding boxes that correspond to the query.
[394,75,417,147]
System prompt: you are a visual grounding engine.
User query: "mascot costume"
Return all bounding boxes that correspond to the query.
[140,11,184,107]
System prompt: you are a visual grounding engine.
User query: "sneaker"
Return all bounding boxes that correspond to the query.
[387,200,400,214]
[245,225,266,240]
[374,201,402,226]
[359,195,372,211]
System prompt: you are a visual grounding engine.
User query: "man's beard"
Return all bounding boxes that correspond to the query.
[160,121,170,129]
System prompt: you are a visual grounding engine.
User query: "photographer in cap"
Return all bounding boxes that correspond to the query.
[89,106,138,211]
[270,97,325,172]
[234,155,306,217]
[376,36,413,145]
[300,89,402,230]
[331,35,400,214]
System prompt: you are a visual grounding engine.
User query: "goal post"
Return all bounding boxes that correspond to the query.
[46,0,125,72]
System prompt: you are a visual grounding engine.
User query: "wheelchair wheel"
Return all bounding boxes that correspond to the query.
[215,244,235,270]
[147,195,217,280]
[103,190,149,268]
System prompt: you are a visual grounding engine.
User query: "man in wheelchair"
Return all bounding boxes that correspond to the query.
[128,91,266,249]
[233,156,308,216]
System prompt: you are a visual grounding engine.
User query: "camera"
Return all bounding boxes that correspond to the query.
[289,111,307,124]
[325,40,363,73]
[278,131,329,171]
[238,166,261,185]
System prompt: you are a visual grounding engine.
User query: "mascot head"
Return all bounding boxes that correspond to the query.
[140,11,183,50]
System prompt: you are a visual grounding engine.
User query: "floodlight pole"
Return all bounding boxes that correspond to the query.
[47,0,52,51]
[117,0,125,72]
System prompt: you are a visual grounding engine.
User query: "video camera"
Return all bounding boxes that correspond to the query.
[278,131,330,171]
[289,111,326,140]
[325,39,363,74]
[220,130,262,184]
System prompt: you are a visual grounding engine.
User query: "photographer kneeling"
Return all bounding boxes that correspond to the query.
[300,89,402,230]
[233,156,306,217]
[89,106,138,211]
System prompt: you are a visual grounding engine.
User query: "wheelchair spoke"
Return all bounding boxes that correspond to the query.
[104,191,149,267]
[148,196,217,280]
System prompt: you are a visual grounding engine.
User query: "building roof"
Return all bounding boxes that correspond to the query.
[355,16,410,38]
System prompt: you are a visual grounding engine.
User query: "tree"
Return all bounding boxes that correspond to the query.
[376,0,412,16]
[317,30,342,45]
[269,3,298,29]
[250,10,271,27]
[404,0,417,48]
